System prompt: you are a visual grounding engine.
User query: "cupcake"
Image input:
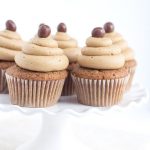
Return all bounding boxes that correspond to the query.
[0,20,22,93]
[72,27,129,107]
[54,23,81,96]
[6,24,69,107]
[104,22,137,90]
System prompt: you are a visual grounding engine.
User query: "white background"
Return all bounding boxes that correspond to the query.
[0,0,149,91]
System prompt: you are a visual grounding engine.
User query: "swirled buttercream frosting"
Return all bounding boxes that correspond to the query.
[15,24,69,72]
[54,23,81,63]
[0,20,22,61]
[104,22,134,61]
[78,27,125,69]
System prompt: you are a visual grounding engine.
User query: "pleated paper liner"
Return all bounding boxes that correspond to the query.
[0,69,8,94]
[72,75,129,107]
[6,74,65,108]
[126,67,136,91]
[61,71,75,96]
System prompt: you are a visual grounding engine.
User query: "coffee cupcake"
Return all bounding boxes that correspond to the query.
[6,24,69,107]
[54,23,81,96]
[122,49,136,90]
[104,22,137,90]
[0,20,22,93]
[72,27,129,107]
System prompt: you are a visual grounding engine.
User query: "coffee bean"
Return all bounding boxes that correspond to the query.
[57,23,67,32]
[38,24,51,38]
[104,22,114,33]
[6,20,16,31]
[39,23,45,27]
[92,27,105,38]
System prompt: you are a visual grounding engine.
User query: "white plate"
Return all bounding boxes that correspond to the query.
[0,110,150,150]
[0,83,149,116]
[0,83,149,150]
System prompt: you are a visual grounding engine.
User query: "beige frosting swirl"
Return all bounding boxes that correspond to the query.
[0,30,22,61]
[86,37,112,47]
[105,31,135,61]
[78,54,125,69]
[78,36,125,69]
[113,40,128,51]
[105,32,123,43]
[122,48,134,61]
[31,35,58,48]
[105,32,128,51]
[82,45,121,56]
[54,32,81,63]
[54,32,77,48]
[63,48,81,63]
[15,35,69,72]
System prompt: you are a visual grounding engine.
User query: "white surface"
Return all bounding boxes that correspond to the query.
[0,104,150,150]
[16,112,150,150]
[0,83,149,150]
[0,112,41,150]
[17,113,91,150]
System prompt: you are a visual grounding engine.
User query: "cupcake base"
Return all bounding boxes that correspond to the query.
[6,65,67,108]
[0,61,14,93]
[124,59,137,91]
[61,63,79,96]
[61,71,75,96]
[72,67,129,107]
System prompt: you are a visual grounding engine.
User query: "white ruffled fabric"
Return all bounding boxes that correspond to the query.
[0,84,149,150]
[0,105,150,150]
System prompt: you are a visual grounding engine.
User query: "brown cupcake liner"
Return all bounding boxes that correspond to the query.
[61,71,75,96]
[6,74,65,108]
[126,67,136,91]
[0,69,8,94]
[72,75,129,107]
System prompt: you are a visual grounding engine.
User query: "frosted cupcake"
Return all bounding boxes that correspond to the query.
[104,22,137,90]
[0,20,22,93]
[72,27,129,107]
[54,23,81,96]
[6,24,69,107]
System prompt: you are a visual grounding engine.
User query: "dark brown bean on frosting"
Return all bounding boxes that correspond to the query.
[6,20,16,32]
[57,23,67,32]
[92,27,105,38]
[38,24,51,38]
[104,22,114,33]
[39,23,45,27]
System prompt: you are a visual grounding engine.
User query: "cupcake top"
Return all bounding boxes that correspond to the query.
[54,23,81,63]
[15,24,69,72]
[104,22,134,61]
[78,27,125,69]
[121,47,134,61]
[0,20,23,61]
